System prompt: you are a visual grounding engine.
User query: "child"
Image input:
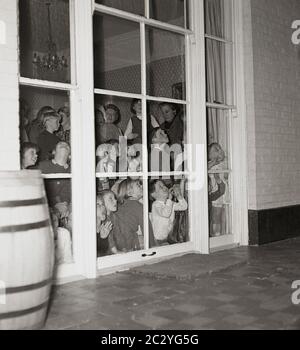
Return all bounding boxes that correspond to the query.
[50,209,73,265]
[96,139,119,173]
[96,193,113,257]
[148,127,170,172]
[159,102,183,147]
[37,111,61,161]
[96,104,123,144]
[39,141,71,174]
[208,143,228,237]
[127,140,142,172]
[99,190,119,255]
[149,179,188,245]
[20,142,39,169]
[125,99,159,145]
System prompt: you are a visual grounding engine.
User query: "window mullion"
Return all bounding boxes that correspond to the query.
[140,21,150,251]
[145,0,149,18]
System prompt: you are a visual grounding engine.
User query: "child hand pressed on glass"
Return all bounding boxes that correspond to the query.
[150,179,188,245]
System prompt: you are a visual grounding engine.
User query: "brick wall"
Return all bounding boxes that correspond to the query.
[246,0,300,210]
[0,0,20,171]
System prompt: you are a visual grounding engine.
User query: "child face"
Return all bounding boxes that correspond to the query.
[97,201,107,221]
[152,181,169,201]
[129,181,143,200]
[46,116,60,132]
[133,100,142,115]
[152,128,169,145]
[105,108,118,124]
[127,144,137,157]
[55,144,70,161]
[209,145,220,161]
[103,192,118,214]
[23,148,38,167]
[59,109,70,130]
[161,104,176,123]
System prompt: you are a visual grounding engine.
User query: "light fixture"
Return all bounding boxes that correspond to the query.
[32,2,68,72]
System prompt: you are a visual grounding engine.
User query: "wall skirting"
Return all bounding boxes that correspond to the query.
[249,205,300,245]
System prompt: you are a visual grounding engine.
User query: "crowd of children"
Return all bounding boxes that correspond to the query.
[20,96,229,261]
[96,177,189,256]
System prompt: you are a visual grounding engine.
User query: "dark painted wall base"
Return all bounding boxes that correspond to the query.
[248,205,300,245]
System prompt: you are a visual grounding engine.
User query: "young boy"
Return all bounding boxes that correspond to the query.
[39,141,71,174]
[21,142,39,169]
[150,180,188,245]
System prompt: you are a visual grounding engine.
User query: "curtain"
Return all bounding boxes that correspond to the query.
[205,0,228,152]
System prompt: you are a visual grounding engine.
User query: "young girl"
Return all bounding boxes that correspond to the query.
[96,193,113,256]
[208,143,228,237]
[96,104,123,144]
[149,179,188,245]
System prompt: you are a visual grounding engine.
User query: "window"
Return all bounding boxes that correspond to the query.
[205,0,235,248]
[18,0,246,279]
[19,0,75,269]
[93,1,191,263]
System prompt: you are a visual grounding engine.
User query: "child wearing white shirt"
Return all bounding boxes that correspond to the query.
[150,180,188,245]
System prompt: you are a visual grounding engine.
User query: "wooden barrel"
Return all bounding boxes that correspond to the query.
[0,171,54,330]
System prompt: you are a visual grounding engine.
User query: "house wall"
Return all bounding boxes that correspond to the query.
[0,0,19,171]
[245,0,300,244]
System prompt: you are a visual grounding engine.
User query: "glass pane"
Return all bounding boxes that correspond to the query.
[150,0,187,28]
[207,108,230,171]
[148,176,189,247]
[19,0,71,83]
[94,14,141,94]
[146,27,186,100]
[96,177,145,256]
[208,173,232,237]
[19,86,70,168]
[148,101,186,172]
[46,179,73,265]
[95,95,144,173]
[206,38,234,105]
[204,0,232,40]
[95,0,144,16]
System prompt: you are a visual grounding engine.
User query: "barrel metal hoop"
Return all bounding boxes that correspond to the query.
[0,219,51,234]
[0,197,47,208]
[0,301,48,320]
[1,278,52,295]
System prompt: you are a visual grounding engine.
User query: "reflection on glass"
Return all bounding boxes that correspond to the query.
[146,27,186,100]
[148,176,189,247]
[148,102,186,172]
[93,14,141,93]
[95,0,144,16]
[19,85,70,166]
[96,177,145,257]
[19,0,71,83]
[150,0,187,28]
[45,179,73,265]
[205,38,233,105]
[204,0,232,40]
[208,173,231,237]
[207,108,230,170]
[94,95,145,173]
